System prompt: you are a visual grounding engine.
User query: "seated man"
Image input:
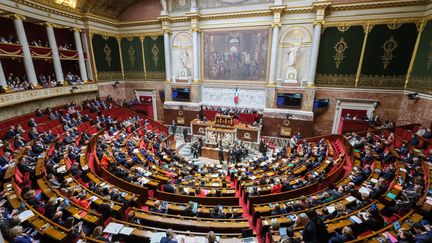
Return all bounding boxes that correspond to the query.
[271,203,287,215]
[423,128,432,139]
[149,200,168,214]
[210,206,226,219]
[396,143,409,156]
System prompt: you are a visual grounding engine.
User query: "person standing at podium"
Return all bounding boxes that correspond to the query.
[218,140,224,162]
[171,120,177,135]
[183,128,188,143]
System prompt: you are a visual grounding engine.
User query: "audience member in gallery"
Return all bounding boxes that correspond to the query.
[58,43,73,50]
[0,85,5,93]
[30,40,48,47]
[6,73,34,91]
[0,35,17,44]
[65,72,83,85]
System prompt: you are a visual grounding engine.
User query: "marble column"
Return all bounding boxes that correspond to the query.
[192,30,199,82]
[307,22,322,87]
[46,24,64,83]
[13,17,38,85]
[73,29,88,81]
[80,32,93,80]
[268,25,280,85]
[0,60,7,87]
[163,32,172,82]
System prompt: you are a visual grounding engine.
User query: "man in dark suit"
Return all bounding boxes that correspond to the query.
[218,141,224,162]
[171,120,177,135]
[182,128,188,143]
[0,152,11,167]
[4,126,16,140]
[14,135,25,148]
[28,118,37,128]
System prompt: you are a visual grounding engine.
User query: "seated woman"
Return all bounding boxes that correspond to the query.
[328,226,355,243]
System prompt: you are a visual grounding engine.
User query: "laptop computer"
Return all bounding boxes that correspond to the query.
[393,220,401,231]
[279,227,287,236]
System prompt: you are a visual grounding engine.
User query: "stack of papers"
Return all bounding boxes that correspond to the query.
[56,165,66,173]
[103,222,124,234]
[346,196,357,203]
[18,210,35,222]
[350,215,363,224]
[359,186,371,195]
[119,226,134,236]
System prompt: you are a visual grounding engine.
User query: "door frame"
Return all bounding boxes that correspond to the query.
[331,99,378,134]
[134,89,158,121]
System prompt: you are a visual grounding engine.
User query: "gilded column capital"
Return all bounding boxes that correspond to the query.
[162,29,172,35]
[71,27,83,33]
[416,18,427,32]
[44,22,54,27]
[312,1,331,24]
[271,7,284,29]
[190,15,200,32]
[161,20,172,35]
[362,24,374,34]
[10,14,26,21]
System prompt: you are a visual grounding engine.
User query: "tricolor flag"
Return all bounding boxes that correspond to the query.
[234,87,239,104]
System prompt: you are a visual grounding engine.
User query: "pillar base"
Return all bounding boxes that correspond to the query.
[306,83,316,88]
[62,82,69,86]
[33,83,43,89]
[192,79,202,84]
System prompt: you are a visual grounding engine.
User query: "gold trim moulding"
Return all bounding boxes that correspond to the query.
[315,73,356,88]
[329,0,427,11]
[323,17,423,28]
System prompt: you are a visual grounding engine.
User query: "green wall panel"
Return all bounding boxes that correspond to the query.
[409,21,432,94]
[121,37,145,80]
[316,26,364,87]
[359,23,417,89]
[92,34,122,81]
[143,35,165,80]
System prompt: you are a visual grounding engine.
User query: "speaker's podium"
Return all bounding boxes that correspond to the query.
[191,114,262,160]
[214,114,234,127]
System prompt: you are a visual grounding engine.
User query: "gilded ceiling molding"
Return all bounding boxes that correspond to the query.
[12,0,82,20]
[7,0,432,30]
[329,0,428,11]
[88,30,118,38]
[118,32,164,38]
[323,17,423,27]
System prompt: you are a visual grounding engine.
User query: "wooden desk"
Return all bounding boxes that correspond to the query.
[133,209,250,233]
[155,190,239,206]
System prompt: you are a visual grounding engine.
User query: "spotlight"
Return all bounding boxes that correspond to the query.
[407,92,419,100]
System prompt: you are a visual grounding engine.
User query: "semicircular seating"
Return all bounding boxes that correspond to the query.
[0,100,431,243]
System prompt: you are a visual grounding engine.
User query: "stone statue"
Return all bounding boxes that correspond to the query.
[179,45,189,78]
[191,0,197,11]
[160,0,167,12]
[180,46,188,68]
[287,43,300,67]
[284,42,301,83]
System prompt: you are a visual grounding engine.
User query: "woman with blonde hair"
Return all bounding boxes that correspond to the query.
[206,231,218,243]
[9,226,34,243]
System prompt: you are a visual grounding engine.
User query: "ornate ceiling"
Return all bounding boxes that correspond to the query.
[29,0,144,19]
